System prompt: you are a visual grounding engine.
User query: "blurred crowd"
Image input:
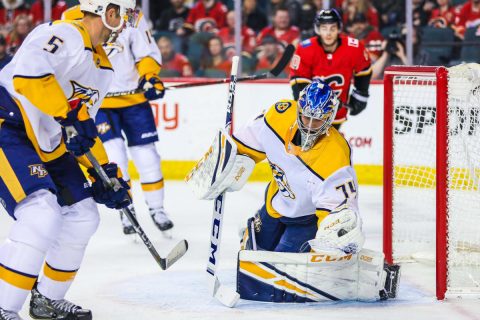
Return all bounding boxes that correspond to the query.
[1,0,480,78]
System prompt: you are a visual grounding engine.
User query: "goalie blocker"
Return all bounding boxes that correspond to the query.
[237,249,400,303]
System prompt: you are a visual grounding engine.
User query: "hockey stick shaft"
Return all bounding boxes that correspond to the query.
[206,56,241,308]
[105,45,295,98]
[85,151,187,270]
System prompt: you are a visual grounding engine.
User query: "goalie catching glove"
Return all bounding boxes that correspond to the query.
[185,128,255,200]
[309,204,365,255]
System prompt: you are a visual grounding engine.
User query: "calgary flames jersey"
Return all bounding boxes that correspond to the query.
[0,20,113,162]
[290,34,371,123]
[232,99,359,221]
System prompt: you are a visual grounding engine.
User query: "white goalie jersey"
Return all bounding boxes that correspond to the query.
[232,99,360,221]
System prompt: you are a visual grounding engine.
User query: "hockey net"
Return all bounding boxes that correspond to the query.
[383,64,480,299]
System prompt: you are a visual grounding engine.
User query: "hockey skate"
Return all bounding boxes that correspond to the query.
[380,263,401,300]
[29,287,92,320]
[119,206,136,235]
[0,307,22,320]
[149,208,173,232]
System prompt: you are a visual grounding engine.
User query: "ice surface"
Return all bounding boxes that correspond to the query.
[1,182,479,319]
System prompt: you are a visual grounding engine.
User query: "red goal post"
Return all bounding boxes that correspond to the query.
[383,65,480,300]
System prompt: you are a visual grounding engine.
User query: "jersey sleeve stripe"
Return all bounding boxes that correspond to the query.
[13,73,53,79]
[354,66,372,77]
[232,135,266,163]
[0,148,27,202]
[289,78,312,86]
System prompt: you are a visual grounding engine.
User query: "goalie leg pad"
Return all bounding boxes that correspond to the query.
[237,249,400,303]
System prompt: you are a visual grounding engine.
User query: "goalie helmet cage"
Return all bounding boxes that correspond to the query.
[383,65,480,300]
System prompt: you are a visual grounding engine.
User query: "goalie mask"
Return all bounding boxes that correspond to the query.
[297,79,339,151]
[79,0,138,33]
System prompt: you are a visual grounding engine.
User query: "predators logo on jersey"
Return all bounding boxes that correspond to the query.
[269,161,296,199]
[103,42,125,58]
[29,164,48,178]
[69,81,100,107]
[275,101,292,113]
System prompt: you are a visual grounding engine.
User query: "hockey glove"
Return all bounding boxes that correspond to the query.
[88,163,131,209]
[348,89,369,116]
[56,99,97,156]
[139,73,165,100]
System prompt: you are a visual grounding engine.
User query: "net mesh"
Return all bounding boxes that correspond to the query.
[391,64,480,294]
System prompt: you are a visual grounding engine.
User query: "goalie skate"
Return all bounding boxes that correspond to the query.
[380,263,401,300]
[0,308,22,320]
[29,287,92,320]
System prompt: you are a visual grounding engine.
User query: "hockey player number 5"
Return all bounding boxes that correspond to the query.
[43,36,64,54]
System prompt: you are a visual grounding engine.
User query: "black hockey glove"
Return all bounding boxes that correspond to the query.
[348,89,369,116]
[88,163,131,209]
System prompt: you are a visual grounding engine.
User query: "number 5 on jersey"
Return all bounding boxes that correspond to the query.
[44,36,64,54]
[336,180,357,199]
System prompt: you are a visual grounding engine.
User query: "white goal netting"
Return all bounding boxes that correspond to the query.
[391,64,480,294]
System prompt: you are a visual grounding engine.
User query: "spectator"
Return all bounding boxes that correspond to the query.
[429,0,456,28]
[299,0,324,38]
[257,7,301,47]
[156,0,190,35]
[255,35,288,76]
[453,0,480,39]
[183,0,228,34]
[30,0,67,25]
[150,0,172,29]
[6,13,31,54]
[370,0,405,28]
[372,27,430,79]
[349,13,384,62]
[200,36,231,76]
[268,0,302,27]
[0,0,31,33]
[243,0,268,33]
[217,10,256,57]
[412,0,434,27]
[0,34,12,70]
[158,36,193,77]
[343,0,379,33]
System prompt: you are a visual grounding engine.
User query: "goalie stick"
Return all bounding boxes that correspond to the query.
[85,151,188,270]
[105,44,295,98]
[206,56,241,308]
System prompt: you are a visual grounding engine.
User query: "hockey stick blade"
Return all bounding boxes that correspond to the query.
[268,44,295,77]
[208,274,240,308]
[161,239,189,270]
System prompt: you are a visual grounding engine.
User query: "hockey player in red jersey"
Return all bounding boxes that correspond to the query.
[290,9,372,127]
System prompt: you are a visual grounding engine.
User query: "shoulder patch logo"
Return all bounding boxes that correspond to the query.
[269,161,296,200]
[290,54,300,70]
[69,81,100,107]
[275,101,292,113]
[96,122,111,135]
[300,39,312,48]
[347,37,359,48]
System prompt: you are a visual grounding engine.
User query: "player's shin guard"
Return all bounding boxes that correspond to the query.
[102,138,130,181]
[129,144,165,209]
[0,190,62,313]
[37,198,100,301]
